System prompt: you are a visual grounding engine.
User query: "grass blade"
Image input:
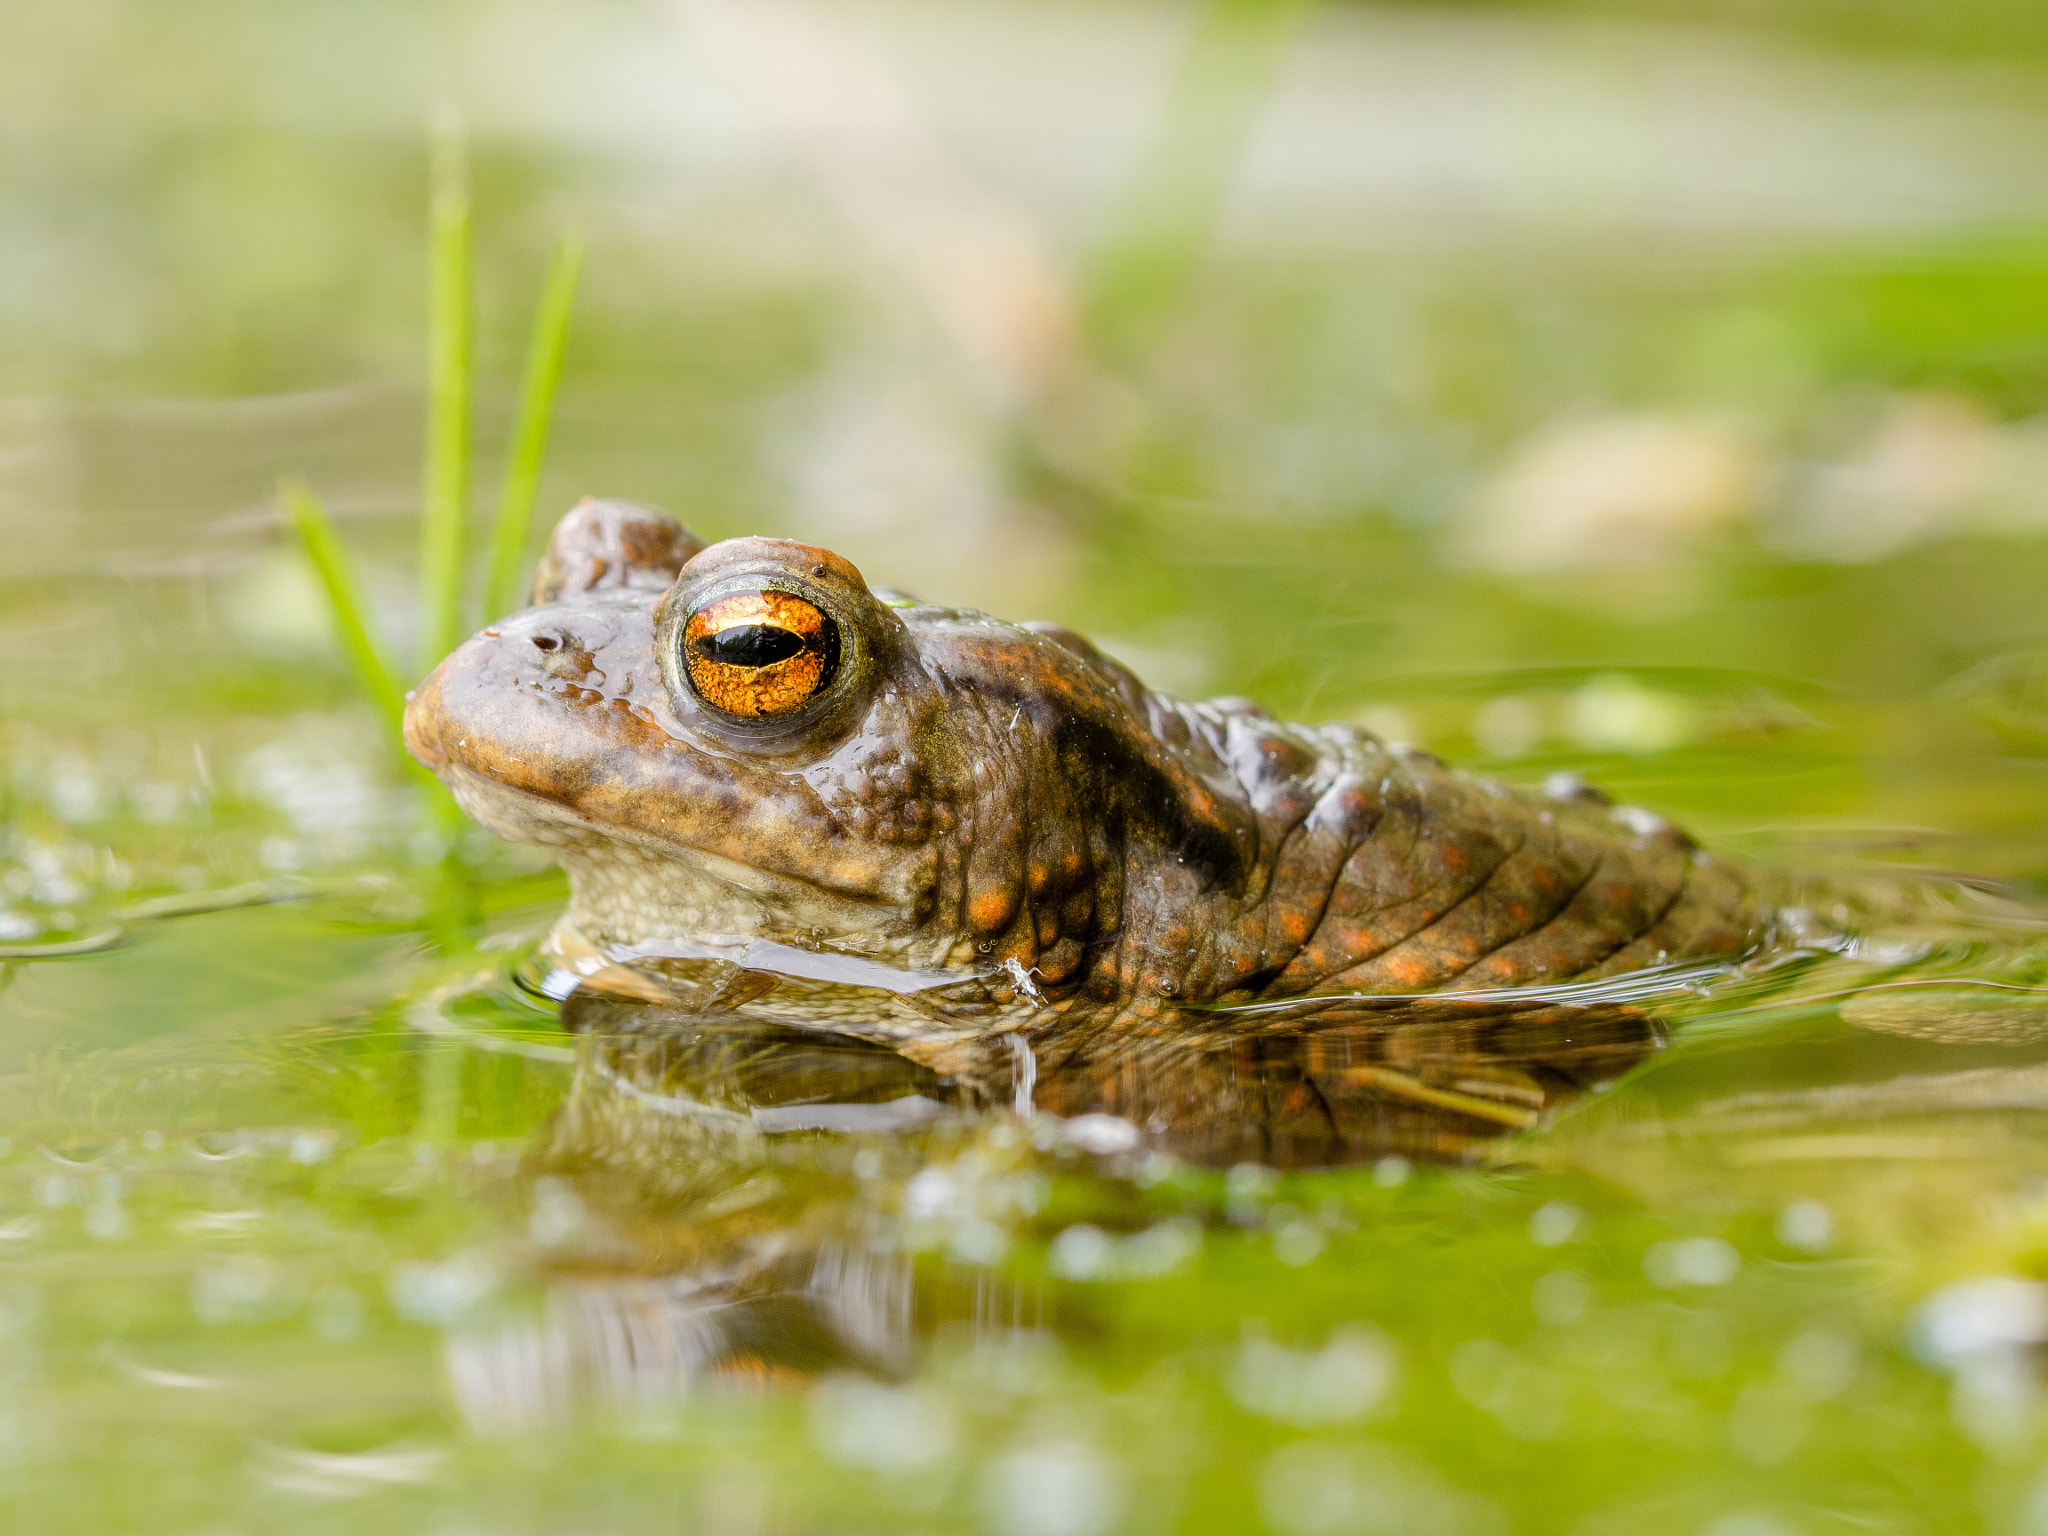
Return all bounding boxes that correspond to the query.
[418,114,473,673]
[282,479,408,738]
[482,230,584,620]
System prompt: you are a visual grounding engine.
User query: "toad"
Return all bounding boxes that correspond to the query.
[404,500,1763,1042]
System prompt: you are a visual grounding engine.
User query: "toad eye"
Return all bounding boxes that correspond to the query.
[680,589,840,718]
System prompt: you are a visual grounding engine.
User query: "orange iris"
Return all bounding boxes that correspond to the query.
[681,589,839,717]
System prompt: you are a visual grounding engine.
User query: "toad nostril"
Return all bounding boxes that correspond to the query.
[531,635,561,653]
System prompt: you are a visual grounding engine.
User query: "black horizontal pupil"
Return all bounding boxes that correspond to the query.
[695,624,806,668]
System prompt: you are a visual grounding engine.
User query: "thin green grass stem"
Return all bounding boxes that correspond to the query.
[419,116,473,673]
[284,477,459,845]
[482,231,584,620]
[282,479,408,739]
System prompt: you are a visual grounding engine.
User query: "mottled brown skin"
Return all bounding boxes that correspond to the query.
[404,506,1763,1034]
[532,497,705,604]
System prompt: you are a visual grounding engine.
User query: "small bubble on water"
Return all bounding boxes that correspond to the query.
[1048,1224,1112,1281]
[978,1441,1124,1536]
[1260,1442,1500,1536]
[1228,1163,1279,1203]
[258,836,304,873]
[1912,1276,2048,1368]
[1232,1324,1395,1424]
[1062,1114,1139,1155]
[904,1165,960,1222]
[1528,1201,1584,1247]
[1273,1221,1324,1267]
[949,1217,1009,1268]
[527,1179,585,1248]
[1532,1269,1590,1326]
[1778,1326,1860,1399]
[1645,1236,1739,1288]
[388,1252,496,1325]
[1134,1151,1177,1187]
[1776,1199,1832,1252]
[191,1256,280,1324]
[810,1376,955,1473]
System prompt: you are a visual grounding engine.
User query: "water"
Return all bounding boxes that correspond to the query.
[12,1,2048,1531]
[13,509,2048,1536]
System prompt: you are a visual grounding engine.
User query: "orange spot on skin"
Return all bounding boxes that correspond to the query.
[1038,939,1082,983]
[1383,954,1430,987]
[968,887,1018,935]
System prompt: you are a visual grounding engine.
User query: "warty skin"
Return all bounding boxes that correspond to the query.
[403,502,1762,1034]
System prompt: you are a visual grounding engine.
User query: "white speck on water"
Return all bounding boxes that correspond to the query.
[1231,1323,1395,1424]
[1273,1220,1325,1267]
[809,1375,954,1473]
[978,1440,1123,1536]
[1061,1114,1138,1155]
[388,1251,496,1325]
[1778,1326,1860,1400]
[1776,1199,1833,1251]
[1049,1218,1199,1282]
[1911,1276,2048,1368]
[1644,1235,1740,1288]
[527,1178,586,1248]
[1528,1200,1584,1247]
[1532,1269,1590,1326]
[1260,1441,1503,1536]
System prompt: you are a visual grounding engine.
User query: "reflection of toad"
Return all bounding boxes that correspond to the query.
[441,993,1656,1429]
[405,501,1757,1036]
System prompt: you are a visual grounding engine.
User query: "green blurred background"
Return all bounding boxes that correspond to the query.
[10,0,2048,889]
[12,0,2048,820]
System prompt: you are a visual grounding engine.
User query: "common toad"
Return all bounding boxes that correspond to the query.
[404,502,1761,1037]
